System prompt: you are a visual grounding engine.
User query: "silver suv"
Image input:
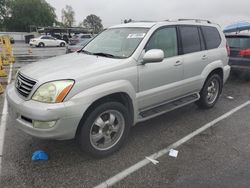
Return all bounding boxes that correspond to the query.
[7,19,230,157]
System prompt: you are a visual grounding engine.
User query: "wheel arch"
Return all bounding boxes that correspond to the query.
[202,67,223,94]
[201,60,224,88]
[75,92,134,138]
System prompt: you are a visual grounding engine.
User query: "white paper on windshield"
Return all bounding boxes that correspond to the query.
[127,33,146,39]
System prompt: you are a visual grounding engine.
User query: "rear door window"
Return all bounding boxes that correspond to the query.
[179,26,201,54]
[201,26,221,49]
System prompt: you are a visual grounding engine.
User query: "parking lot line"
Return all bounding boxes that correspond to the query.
[95,100,250,188]
[0,64,13,173]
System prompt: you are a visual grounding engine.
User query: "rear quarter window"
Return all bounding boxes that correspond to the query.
[81,35,91,39]
[201,26,221,50]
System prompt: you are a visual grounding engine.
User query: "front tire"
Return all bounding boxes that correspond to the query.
[60,42,65,47]
[197,74,222,109]
[78,102,131,158]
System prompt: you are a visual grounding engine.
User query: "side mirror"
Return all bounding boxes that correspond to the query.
[142,49,164,64]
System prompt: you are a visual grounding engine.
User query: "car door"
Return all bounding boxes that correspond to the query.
[178,25,208,94]
[47,37,57,46]
[137,27,184,109]
[40,36,48,46]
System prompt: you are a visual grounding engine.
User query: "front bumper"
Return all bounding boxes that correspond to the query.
[6,83,88,140]
[29,41,38,46]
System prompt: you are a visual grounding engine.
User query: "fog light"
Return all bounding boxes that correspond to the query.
[32,120,56,129]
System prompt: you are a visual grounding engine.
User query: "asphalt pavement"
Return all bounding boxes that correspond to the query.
[0,43,250,188]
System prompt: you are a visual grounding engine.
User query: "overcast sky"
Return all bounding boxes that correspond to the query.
[46,0,250,28]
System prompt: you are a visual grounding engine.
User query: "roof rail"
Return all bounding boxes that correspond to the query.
[177,19,212,24]
[130,20,156,23]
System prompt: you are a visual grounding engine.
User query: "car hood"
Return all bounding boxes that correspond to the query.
[20,53,126,83]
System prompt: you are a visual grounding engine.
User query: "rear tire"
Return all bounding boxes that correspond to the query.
[77,102,131,158]
[197,74,222,109]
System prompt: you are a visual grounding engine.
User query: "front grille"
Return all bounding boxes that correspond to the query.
[15,72,36,98]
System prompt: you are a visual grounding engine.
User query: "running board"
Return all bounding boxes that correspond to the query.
[138,93,200,122]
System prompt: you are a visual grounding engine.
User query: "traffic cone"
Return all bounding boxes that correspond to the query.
[0,84,4,94]
[0,57,7,77]
[28,48,32,54]
[2,58,9,66]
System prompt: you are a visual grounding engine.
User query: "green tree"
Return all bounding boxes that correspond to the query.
[83,14,103,34]
[5,0,57,32]
[0,0,7,28]
[61,5,75,27]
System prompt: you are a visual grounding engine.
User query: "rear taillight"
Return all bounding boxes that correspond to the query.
[239,49,250,57]
[226,42,230,56]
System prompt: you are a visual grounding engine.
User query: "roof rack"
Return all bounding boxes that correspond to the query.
[130,20,156,23]
[177,19,212,24]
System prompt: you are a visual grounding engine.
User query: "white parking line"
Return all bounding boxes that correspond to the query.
[95,100,250,188]
[0,64,13,173]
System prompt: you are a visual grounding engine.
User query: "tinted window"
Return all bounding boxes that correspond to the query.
[227,37,250,49]
[81,35,91,39]
[41,36,49,39]
[240,38,250,49]
[198,28,206,50]
[179,26,201,54]
[145,27,178,58]
[227,37,240,48]
[202,26,221,49]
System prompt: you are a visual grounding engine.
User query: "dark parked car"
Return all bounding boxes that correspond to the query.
[226,34,250,74]
[66,39,91,53]
[69,34,92,45]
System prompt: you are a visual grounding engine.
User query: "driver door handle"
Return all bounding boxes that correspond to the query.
[174,60,182,66]
[202,55,208,60]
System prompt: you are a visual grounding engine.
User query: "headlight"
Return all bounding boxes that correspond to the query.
[32,80,74,103]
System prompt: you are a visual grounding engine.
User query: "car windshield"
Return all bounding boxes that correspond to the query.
[82,28,148,58]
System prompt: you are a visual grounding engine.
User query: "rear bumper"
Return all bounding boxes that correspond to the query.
[223,65,231,84]
[231,65,250,72]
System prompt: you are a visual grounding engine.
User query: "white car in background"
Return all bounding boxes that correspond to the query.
[29,36,66,47]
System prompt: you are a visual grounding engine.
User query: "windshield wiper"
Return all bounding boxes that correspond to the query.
[80,51,124,59]
[92,52,115,58]
[79,49,93,55]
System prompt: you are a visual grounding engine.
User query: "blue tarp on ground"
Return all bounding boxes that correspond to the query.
[224,21,250,33]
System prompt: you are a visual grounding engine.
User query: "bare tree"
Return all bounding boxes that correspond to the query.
[61,5,75,27]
